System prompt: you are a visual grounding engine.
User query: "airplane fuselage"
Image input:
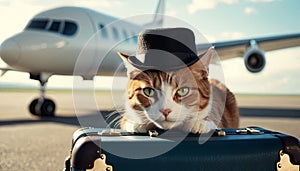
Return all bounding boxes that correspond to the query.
[0,0,167,117]
[1,7,142,78]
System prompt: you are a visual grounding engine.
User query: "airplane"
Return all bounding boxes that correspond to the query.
[0,0,300,117]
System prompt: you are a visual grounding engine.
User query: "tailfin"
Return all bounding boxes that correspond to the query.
[143,0,165,28]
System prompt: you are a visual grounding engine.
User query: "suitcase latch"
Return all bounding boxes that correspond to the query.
[87,154,113,171]
[215,129,226,136]
[148,130,159,137]
[236,127,261,134]
[277,150,299,171]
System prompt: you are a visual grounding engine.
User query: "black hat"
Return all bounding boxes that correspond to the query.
[121,28,200,71]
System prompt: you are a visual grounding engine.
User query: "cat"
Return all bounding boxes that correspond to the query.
[117,47,239,133]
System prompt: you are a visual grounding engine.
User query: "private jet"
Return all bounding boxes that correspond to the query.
[0,0,300,117]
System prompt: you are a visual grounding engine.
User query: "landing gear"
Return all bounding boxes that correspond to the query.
[29,98,56,116]
[29,73,56,117]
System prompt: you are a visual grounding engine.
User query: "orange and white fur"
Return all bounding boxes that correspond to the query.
[118,47,239,133]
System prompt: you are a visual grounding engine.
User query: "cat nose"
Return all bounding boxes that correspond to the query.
[160,108,172,118]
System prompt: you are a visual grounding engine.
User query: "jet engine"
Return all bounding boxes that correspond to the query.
[243,46,266,73]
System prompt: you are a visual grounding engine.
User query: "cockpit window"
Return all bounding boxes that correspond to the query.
[27,19,49,30]
[62,21,77,36]
[49,20,61,32]
[25,19,78,36]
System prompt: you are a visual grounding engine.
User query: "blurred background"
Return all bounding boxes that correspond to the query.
[0,1,299,170]
[1,0,299,94]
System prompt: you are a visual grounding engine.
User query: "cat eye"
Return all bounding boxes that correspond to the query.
[176,87,190,97]
[143,87,156,97]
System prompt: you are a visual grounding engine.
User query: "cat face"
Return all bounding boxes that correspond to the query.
[119,48,213,131]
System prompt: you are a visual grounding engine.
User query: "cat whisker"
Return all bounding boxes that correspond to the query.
[107,115,123,128]
[113,121,122,129]
[106,109,123,119]
[106,110,124,129]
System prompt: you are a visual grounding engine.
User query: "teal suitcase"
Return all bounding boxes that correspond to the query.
[64,127,300,171]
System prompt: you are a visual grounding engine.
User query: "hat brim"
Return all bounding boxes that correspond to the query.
[127,52,200,71]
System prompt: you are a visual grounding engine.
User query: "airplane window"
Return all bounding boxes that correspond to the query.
[49,21,61,32]
[122,30,129,42]
[62,21,78,36]
[131,32,138,44]
[112,27,119,41]
[99,24,108,38]
[26,19,49,30]
[99,24,104,29]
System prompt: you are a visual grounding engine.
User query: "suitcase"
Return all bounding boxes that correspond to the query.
[64,127,300,171]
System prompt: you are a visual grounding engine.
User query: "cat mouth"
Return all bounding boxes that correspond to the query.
[150,116,185,129]
[156,117,177,123]
[155,119,181,129]
[163,119,175,123]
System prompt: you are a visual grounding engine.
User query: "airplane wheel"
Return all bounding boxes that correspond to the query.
[29,98,39,116]
[29,98,56,117]
[41,99,56,116]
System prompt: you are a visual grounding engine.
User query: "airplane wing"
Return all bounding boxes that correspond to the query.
[0,66,15,76]
[197,33,300,73]
[210,33,300,60]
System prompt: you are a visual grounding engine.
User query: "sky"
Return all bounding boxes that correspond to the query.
[0,0,300,94]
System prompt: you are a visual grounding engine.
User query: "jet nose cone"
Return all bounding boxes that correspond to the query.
[0,39,21,65]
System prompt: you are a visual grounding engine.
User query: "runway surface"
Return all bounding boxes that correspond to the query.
[0,90,299,170]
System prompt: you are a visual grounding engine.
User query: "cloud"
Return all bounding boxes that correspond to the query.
[73,0,123,9]
[249,0,274,2]
[166,9,179,17]
[222,47,300,94]
[244,7,257,14]
[205,34,217,43]
[187,0,216,13]
[0,1,44,42]
[187,0,275,14]
[187,0,238,14]
[221,32,245,40]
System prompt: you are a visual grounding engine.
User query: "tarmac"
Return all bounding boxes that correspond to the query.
[0,91,299,171]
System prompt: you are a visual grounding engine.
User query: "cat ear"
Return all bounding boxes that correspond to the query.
[199,47,215,68]
[118,52,138,76]
[189,47,216,80]
[118,52,130,62]
[118,52,133,70]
